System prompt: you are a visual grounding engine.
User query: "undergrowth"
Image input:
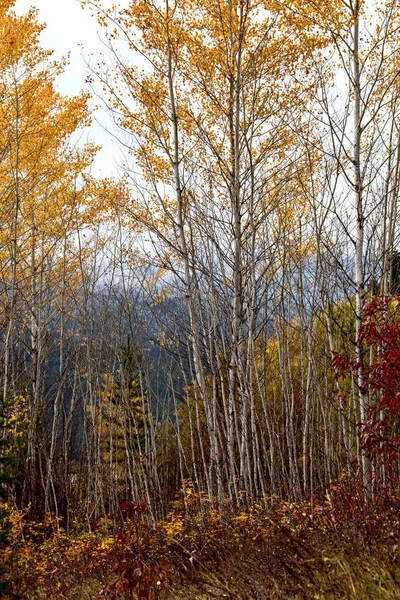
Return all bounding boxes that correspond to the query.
[2,481,400,599]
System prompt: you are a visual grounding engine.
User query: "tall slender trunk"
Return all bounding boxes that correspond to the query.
[352,5,372,497]
[3,79,20,403]
[166,3,223,507]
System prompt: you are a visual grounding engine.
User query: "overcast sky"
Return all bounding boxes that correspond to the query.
[14,0,124,177]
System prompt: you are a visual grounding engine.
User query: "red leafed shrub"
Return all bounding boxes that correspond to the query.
[98,558,169,599]
[98,501,171,599]
[120,501,148,520]
[333,295,400,470]
[360,295,400,464]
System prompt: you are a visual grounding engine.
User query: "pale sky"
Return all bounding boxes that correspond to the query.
[14,0,124,178]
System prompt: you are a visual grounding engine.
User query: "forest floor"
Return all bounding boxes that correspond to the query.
[3,484,400,599]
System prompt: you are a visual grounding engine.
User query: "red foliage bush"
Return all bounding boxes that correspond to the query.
[98,501,171,599]
[332,295,400,471]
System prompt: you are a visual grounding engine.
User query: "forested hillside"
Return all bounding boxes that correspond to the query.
[2,0,400,597]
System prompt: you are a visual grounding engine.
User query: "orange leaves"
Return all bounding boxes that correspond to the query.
[0,6,96,237]
[84,0,326,245]
[0,5,51,71]
[84,175,131,224]
[0,2,121,311]
[270,0,348,40]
